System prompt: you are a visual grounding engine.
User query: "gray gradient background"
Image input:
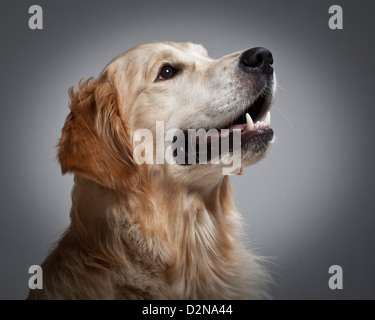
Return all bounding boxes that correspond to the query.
[1,0,374,299]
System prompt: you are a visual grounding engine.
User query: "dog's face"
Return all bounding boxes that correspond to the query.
[59,42,276,191]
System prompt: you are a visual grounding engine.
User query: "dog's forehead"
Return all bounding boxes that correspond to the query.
[166,42,210,58]
[152,43,213,67]
[111,42,211,67]
[143,42,209,58]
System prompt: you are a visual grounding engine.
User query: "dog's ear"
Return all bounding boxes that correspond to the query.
[58,75,139,192]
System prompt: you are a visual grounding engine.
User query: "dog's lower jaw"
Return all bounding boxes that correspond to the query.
[29,175,270,300]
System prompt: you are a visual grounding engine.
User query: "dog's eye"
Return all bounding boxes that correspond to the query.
[158,65,178,80]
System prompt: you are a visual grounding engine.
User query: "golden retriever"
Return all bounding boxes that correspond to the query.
[27,41,276,299]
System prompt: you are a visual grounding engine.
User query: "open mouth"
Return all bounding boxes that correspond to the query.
[218,93,273,146]
[174,92,274,165]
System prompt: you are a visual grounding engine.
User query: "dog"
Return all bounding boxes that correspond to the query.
[27,42,276,299]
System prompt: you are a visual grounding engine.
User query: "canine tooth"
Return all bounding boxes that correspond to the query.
[264,111,271,126]
[246,113,254,131]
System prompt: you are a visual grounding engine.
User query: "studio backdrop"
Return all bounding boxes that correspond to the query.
[0,0,374,299]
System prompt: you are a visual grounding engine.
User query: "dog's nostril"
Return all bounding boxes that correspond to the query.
[240,47,273,72]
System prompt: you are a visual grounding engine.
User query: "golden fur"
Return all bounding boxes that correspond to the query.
[27,42,274,300]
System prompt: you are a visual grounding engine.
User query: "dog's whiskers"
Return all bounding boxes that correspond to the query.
[273,106,294,129]
[276,83,286,92]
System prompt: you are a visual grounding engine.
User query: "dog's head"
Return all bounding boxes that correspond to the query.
[58,42,276,191]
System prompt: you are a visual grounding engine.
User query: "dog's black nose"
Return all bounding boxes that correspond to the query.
[240,47,273,75]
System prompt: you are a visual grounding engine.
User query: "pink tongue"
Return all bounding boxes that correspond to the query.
[218,124,246,137]
[228,124,246,131]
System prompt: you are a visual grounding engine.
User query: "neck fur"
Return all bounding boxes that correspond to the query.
[69,172,267,299]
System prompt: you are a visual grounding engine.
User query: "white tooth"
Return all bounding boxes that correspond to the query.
[246,113,254,131]
[264,111,271,126]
